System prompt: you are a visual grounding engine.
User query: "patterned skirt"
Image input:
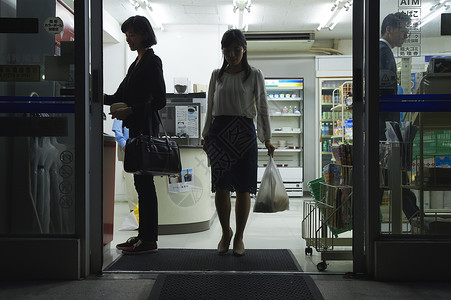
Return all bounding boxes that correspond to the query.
[206,116,257,194]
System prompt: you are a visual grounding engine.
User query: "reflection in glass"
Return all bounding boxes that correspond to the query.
[379,2,451,236]
[0,0,75,235]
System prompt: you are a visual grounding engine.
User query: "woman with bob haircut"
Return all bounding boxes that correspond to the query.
[104,15,166,254]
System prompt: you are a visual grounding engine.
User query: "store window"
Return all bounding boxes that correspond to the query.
[0,0,76,235]
[379,1,451,236]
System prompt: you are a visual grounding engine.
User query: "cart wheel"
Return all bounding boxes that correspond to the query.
[317,261,327,271]
[305,247,313,256]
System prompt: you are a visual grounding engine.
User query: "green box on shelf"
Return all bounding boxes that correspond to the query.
[307,177,325,203]
[413,130,451,158]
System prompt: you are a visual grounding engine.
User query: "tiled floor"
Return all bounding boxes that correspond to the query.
[103,197,353,273]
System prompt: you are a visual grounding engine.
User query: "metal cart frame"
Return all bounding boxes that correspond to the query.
[302,172,353,271]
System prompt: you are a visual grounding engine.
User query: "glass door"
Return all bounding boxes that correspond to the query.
[358,0,451,280]
[0,0,103,279]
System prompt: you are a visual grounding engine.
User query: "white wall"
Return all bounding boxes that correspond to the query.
[103,15,126,137]
[103,16,128,200]
[338,39,352,55]
[124,24,228,94]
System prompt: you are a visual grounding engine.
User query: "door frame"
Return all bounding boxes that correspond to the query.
[0,0,103,280]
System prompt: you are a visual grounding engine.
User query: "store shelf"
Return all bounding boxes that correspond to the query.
[331,103,345,111]
[267,86,303,90]
[331,103,353,111]
[272,130,302,135]
[319,78,353,172]
[258,148,302,153]
[270,113,302,117]
[268,98,303,101]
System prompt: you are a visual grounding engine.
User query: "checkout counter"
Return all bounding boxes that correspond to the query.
[149,92,215,234]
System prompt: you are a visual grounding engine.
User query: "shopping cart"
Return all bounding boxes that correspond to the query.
[302,175,353,271]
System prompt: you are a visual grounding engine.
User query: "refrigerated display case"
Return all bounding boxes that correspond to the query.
[257,78,304,197]
[331,81,353,144]
[318,78,352,172]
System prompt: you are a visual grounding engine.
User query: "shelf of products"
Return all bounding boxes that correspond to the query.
[303,143,353,271]
[378,70,451,235]
[258,78,304,197]
[318,78,353,171]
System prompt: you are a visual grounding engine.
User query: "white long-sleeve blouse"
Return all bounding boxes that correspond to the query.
[202,66,271,143]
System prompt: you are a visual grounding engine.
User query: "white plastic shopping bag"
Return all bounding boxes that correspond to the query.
[119,204,139,231]
[254,156,289,213]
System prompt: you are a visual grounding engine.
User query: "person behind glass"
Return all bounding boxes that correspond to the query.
[104,15,166,254]
[379,11,411,136]
[379,12,420,221]
[112,119,138,213]
[202,29,275,256]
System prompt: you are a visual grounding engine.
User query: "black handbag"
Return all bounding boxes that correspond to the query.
[124,113,182,176]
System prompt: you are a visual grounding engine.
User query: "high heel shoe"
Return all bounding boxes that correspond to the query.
[233,238,245,256]
[217,228,233,254]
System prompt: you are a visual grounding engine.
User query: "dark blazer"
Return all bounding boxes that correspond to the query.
[379,40,400,139]
[379,40,397,95]
[105,48,166,137]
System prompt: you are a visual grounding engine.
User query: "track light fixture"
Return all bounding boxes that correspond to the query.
[414,0,450,29]
[129,0,164,30]
[317,0,352,31]
[232,0,251,31]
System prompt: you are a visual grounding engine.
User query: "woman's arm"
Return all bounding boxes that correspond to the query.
[254,69,271,143]
[202,69,218,139]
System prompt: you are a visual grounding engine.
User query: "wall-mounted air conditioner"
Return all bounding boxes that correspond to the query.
[244,31,315,53]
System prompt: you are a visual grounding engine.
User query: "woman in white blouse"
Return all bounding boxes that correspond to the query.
[202,29,275,256]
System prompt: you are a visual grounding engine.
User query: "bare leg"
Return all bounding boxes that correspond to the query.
[233,191,250,255]
[215,189,233,253]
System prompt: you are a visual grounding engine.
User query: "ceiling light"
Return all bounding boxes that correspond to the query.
[415,1,450,29]
[129,0,164,30]
[317,0,352,31]
[233,0,251,31]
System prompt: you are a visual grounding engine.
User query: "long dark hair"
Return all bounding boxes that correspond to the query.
[121,15,157,48]
[218,29,251,82]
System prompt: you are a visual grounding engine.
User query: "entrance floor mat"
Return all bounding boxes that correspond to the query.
[149,273,324,300]
[104,248,302,272]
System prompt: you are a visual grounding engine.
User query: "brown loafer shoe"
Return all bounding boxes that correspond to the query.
[116,236,139,251]
[122,239,158,255]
